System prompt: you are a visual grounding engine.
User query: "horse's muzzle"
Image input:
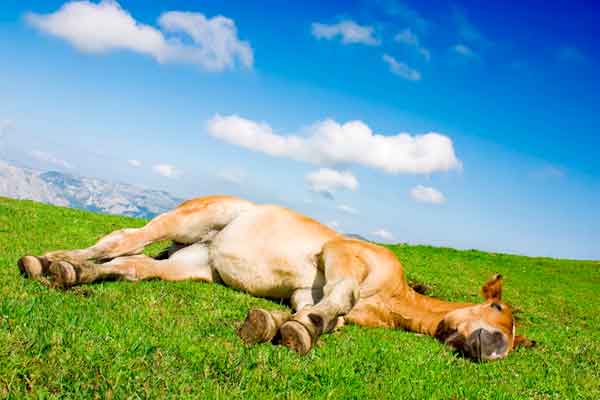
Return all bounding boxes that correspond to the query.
[464,328,508,361]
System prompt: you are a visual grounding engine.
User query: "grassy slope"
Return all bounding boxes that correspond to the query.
[0,196,598,399]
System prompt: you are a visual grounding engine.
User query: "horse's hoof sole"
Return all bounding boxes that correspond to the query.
[18,256,47,279]
[237,309,276,345]
[280,320,312,355]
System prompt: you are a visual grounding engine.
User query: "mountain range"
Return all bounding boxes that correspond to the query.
[0,160,182,219]
[1,160,372,241]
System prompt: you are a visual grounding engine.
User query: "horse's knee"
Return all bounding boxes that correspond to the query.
[291,287,323,311]
[323,278,359,311]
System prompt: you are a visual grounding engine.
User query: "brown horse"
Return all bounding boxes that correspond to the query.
[18,195,534,360]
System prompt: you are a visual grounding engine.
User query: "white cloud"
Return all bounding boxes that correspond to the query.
[395,28,418,46]
[0,120,15,138]
[207,115,461,174]
[372,228,394,241]
[26,0,253,72]
[395,29,430,61]
[305,168,358,198]
[327,221,341,230]
[217,169,246,184]
[337,204,359,215]
[382,54,421,81]
[451,5,489,46]
[128,159,142,167]
[311,20,378,46]
[451,44,479,60]
[152,163,181,178]
[530,165,566,180]
[29,150,73,169]
[409,185,446,204]
[375,0,428,32]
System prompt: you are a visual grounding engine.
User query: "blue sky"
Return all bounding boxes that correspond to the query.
[1,0,599,259]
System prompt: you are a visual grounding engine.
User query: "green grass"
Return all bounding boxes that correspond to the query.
[1,196,598,399]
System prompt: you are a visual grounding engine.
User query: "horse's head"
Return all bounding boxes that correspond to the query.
[435,274,535,361]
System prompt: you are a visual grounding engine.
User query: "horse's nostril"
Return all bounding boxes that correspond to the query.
[457,328,483,361]
[462,329,508,361]
[479,329,508,360]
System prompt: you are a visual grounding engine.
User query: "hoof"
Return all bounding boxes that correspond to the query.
[280,320,313,355]
[49,261,78,289]
[237,309,278,345]
[18,256,49,279]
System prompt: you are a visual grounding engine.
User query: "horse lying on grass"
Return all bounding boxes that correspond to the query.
[18,195,535,360]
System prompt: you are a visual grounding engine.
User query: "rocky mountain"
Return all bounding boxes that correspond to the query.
[0,160,182,218]
[345,233,370,242]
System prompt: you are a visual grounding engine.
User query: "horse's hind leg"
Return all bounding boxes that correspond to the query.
[18,195,253,280]
[19,216,171,280]
[48,242,217,288]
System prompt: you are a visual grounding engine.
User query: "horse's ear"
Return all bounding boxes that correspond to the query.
[482,274,503,301]
[513,335,536,349]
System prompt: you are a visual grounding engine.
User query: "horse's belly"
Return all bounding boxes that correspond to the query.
[209,250,323,298]
[208,205,331,299]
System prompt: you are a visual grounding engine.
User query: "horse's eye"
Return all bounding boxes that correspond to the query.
[491,303,502,311]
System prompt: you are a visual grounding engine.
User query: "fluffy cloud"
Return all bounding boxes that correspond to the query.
[0,120,15,138]
[207,115,460,174]
[451,44,479,60]
[327,221,341,230]
[375,0,428,32]
[152,163,181,178]
[409,185,446,204]
[530,165,566,180]
[305,168,358,198]
[451,5,489,46]
[29,150,73,169]
[311,20,378,46]
[337,204,359,215]
[127,159,142,167]
[395,29,430,61]
[382,54,421,81]
[26,0,253,71]
[372,228,394,241]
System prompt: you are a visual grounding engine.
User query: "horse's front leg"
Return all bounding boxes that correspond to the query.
[277,242,361,355]
[236,288,323,345]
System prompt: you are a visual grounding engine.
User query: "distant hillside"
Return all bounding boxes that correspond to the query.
[0,160,182,218]
[345,233,370,241]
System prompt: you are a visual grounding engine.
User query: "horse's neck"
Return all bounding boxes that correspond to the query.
[388,289,473,336]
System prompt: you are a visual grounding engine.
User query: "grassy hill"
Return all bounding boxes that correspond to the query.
[1,196,598,399]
